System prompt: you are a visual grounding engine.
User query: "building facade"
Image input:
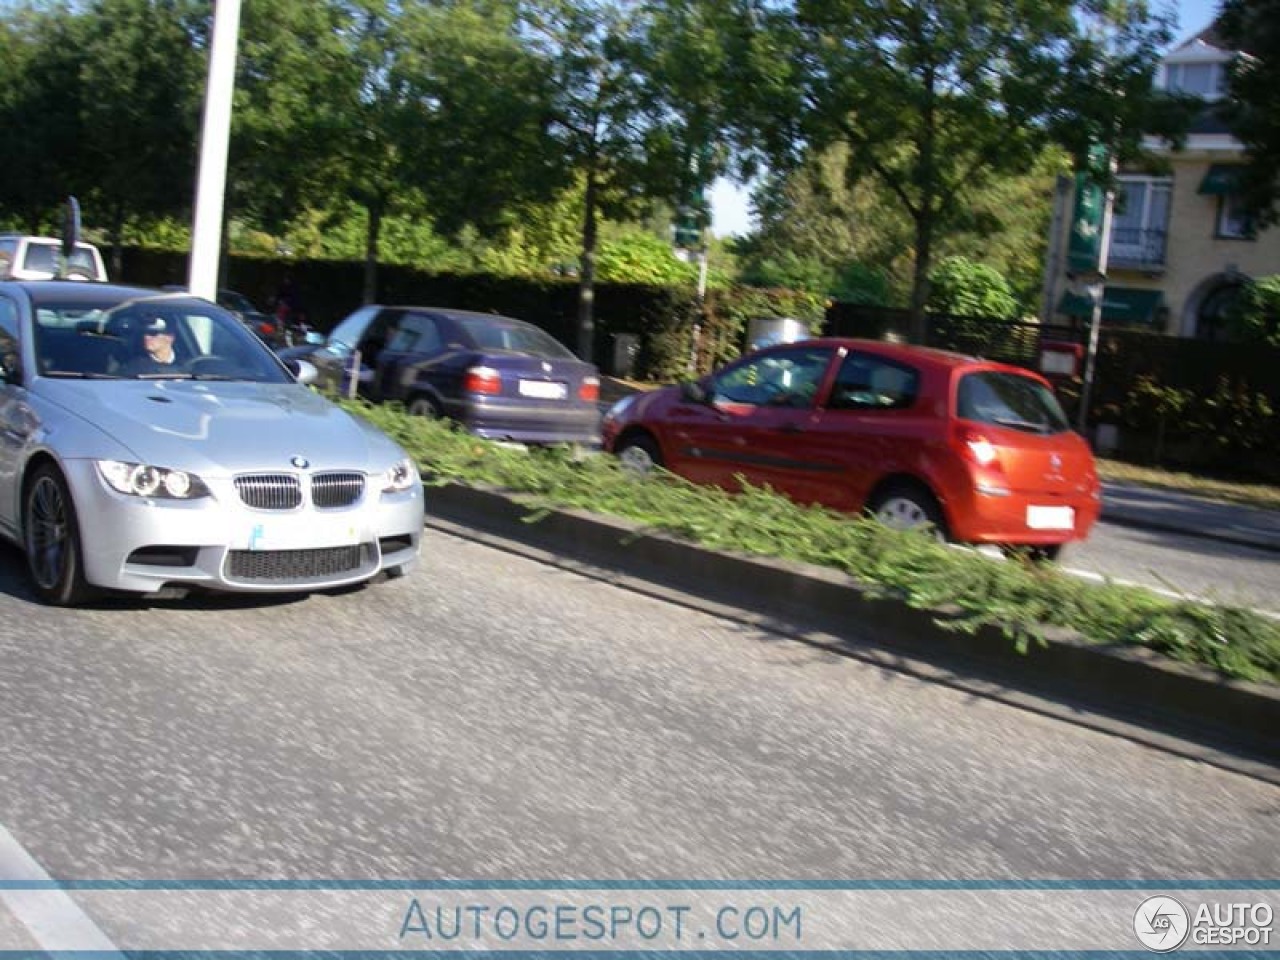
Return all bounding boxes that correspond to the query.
[1053,25,1278,339]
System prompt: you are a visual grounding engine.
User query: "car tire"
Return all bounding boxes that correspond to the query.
[407,395,441,419]
[616,433,663,473]
[24,464,95,606]
[867,482,947,540]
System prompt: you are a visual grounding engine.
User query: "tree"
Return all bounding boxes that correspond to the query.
[1219,0,1280,226]
[74,0,205,272]
[0,3,91,232]
[730,0,1180,342]
[926,256,1018,318]
[1231,274,1280,344]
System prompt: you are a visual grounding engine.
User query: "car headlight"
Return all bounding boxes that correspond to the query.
[97,460,210,499]
[382,457,419,493]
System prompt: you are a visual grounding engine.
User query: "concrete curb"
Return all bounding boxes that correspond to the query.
[426,482,1280,783]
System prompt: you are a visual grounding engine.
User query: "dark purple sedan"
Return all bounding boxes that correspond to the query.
[283,306,602,446]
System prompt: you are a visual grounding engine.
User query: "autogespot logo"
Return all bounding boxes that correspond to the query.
[1134,896,1191,952]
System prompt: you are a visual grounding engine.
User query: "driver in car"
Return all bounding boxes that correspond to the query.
[123,315,181,375]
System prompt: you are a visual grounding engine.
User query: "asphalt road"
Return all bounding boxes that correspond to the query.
[0,528,1276,891]
[1070,518,1280,614]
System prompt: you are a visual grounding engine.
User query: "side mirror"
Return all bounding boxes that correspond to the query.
[679,380,709,404]
[285,357,318,386]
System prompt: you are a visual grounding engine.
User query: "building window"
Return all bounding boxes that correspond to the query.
[1163,61,1226,99]
[1217,193,1255,239]
[1109,177,1171,268]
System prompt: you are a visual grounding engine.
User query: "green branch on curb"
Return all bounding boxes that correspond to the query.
[347,400,1280,686]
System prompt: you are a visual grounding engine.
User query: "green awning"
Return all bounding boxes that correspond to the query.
[1058,286,1163,326]
[1199,164,1243,195]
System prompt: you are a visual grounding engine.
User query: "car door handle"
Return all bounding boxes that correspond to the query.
[777,423,805,434]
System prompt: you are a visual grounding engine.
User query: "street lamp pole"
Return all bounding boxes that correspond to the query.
[189,0,242,301]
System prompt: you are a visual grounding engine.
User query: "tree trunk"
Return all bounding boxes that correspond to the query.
[576,166,599,363]
[110,203,126,280]
[906,62,938,346]
[363,196,383,305]
[907,213,933,345]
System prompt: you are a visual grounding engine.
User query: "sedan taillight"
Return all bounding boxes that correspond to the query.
[463,366,502,395]
[579,376,600,402]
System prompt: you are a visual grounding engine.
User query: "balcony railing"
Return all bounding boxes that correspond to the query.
[1108,227,1168,271]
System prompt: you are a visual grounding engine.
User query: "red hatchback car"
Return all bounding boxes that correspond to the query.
[602,339,1101,559]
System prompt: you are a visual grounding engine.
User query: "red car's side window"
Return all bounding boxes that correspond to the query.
[826,352,920,411]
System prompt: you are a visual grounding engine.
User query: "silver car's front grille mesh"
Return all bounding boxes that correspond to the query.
[235,473,302,510]
[312,472,365,508]
[227,544,370,582]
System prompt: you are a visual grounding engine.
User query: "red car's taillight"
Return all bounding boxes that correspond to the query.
[956,427,1003,471]
[463,366,502,395]
[579,376,600,402]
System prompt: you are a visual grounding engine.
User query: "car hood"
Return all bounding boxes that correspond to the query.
[35,379,405,473]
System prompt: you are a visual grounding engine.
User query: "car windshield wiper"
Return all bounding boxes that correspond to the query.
[189,373,240,381]
[132,372,194,380]
[991,416,1051,434]
[42,370,123,379]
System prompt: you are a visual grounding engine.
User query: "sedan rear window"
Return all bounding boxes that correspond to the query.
[957,371,1070,435]
[454,317,576,360]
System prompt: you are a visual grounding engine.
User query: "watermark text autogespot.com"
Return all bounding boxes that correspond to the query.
[399,899,804,947]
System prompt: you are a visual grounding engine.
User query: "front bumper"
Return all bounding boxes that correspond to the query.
[63,460,424,595]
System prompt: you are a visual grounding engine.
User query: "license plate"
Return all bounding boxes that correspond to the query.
[519,379,567,400]
[1026,505,1075,530]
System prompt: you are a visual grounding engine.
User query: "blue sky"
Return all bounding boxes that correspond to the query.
[710,0,1224,237]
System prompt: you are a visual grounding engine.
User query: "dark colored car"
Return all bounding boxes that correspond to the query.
[285,305,602,446]
[602,338,1101,559]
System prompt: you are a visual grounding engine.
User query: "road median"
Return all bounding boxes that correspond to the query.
[426,481,1280,784]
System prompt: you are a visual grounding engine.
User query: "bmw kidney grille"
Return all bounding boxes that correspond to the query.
[234,472,365,510]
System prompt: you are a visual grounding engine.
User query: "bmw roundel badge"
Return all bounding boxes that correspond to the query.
[291,455,310,469]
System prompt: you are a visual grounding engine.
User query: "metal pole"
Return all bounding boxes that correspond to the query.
[688,248,708,375]
[1075,164,1116,435]
[189,0,242,301]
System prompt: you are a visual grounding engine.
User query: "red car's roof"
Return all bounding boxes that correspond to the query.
[798,337,1035,375]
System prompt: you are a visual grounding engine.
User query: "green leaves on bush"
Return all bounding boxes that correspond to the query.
[352,401,1280,685]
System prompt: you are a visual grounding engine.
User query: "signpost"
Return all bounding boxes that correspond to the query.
[1066,145,1115,435]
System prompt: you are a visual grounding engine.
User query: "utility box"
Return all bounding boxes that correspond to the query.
[610,333,639,378]
[746,316,809,353]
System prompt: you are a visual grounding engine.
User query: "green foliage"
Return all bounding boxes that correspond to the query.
[596,228,697,285]
[1219,0,1280,227]
[1117,373,1279,467]
[741,250,836,296]
[926,257,1019,319]
[349,401,1280,685]
[731,0,1179,336]
[831,262,891,306]
[1232,274,1280,345]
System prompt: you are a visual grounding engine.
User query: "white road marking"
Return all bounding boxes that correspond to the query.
[0,822,124,955]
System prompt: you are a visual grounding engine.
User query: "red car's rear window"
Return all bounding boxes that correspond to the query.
[957,371,1071,435]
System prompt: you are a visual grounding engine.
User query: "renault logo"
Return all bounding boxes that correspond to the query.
[1049,454,1062,473]
[291,455,310,469]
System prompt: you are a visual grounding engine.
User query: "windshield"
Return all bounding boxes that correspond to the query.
[33,295,293,383]
[957,371,1070,435]
[455,316,577,360]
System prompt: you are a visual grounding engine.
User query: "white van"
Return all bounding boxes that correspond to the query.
[0,234,108,281]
